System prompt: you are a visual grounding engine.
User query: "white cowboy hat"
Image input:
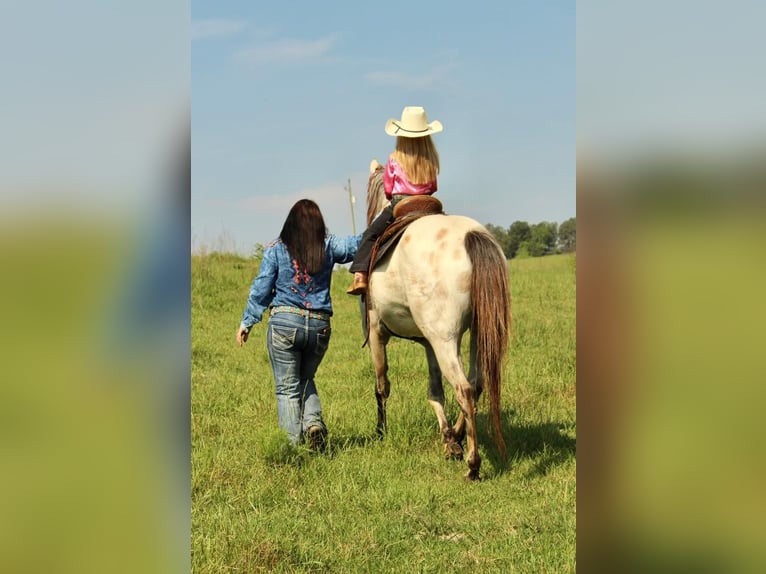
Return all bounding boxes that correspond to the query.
[384,106,443,138]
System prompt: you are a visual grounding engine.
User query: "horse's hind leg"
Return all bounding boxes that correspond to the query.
[453,331,483,444]
[423,342,463,460]
[429,339,482,481]
[368,312,391,437]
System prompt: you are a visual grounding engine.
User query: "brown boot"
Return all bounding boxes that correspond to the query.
[306,425,327,453]
[346,272,368,295]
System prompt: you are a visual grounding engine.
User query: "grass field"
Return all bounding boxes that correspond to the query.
[192,252,576,573]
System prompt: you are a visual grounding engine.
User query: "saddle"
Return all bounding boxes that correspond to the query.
[367,195,445,275]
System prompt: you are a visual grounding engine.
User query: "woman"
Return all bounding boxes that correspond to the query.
[347,106,442,295]
[237,199,360,449]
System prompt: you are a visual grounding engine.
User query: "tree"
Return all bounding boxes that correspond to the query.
[558,217,576,252]
[485,223,512,258]
[507,221,531,258]
[528,222,558,256]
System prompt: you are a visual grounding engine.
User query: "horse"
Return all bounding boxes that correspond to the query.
[360,169,511,480]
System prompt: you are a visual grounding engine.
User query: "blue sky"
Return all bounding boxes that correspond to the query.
[577,1,766,161]
[192,1,575,253]
[0,2,187,218]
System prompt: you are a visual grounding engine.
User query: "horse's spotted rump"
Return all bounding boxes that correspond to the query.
[457,271,471,292]
[435,228,449,241]
[434,281,447,300]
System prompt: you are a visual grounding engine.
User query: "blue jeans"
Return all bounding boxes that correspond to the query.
[266,311,331,444]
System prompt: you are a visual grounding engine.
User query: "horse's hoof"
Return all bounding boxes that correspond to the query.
[444,442,464,460]
[465,469,482,481]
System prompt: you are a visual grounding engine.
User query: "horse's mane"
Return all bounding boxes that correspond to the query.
[366,170,388,226]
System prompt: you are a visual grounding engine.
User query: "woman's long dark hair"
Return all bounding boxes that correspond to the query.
[280,199,327,274]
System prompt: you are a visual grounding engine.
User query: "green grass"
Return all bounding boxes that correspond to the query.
[192,252,576,573]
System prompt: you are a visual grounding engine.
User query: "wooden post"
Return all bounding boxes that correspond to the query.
[346,178,357,235]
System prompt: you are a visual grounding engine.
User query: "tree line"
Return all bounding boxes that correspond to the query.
[485,217,575,259]
[249,216,576,261]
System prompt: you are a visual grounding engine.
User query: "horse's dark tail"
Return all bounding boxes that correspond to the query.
[465,229,511,458]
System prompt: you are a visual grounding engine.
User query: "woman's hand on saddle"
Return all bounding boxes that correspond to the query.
[236,327,249,347]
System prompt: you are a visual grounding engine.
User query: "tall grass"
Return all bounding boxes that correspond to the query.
[192,252,576,573]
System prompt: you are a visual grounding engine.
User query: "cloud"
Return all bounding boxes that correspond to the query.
[236,182,348,212]
[202,182,351,222]
[365,63,457,90]
[234,36,336,67]
[199,179,363,248]
[191,19,247,41]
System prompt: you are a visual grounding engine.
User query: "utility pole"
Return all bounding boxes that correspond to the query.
[346,178,356,235]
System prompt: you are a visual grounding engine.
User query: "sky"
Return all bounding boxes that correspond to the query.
[577,0,766,163]
[2,2,761,250]
[191,1,575,253]
[0,1,187,208]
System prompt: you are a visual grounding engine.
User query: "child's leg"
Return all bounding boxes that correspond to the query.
[349,205,395,274]
[347,204,395,295]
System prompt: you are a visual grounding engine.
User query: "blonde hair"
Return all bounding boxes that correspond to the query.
[390,135,440,185]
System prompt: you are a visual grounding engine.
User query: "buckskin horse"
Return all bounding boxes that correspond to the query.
[360,169,511,480]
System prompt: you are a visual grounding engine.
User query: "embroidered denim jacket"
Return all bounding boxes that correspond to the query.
[240,234,360,330]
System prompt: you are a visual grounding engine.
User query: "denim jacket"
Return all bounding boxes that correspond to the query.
[240,234,360,331]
